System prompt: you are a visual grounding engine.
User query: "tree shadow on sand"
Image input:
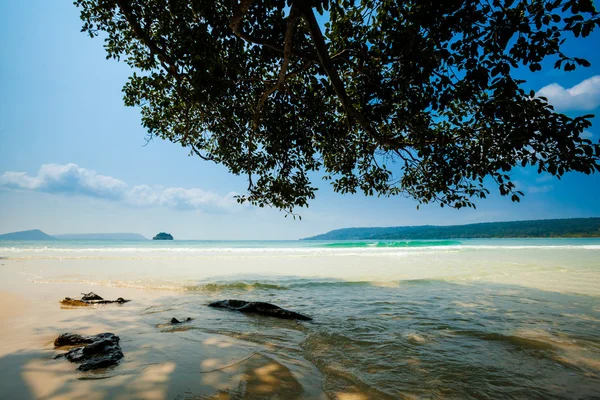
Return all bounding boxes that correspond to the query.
[0,342,311,400]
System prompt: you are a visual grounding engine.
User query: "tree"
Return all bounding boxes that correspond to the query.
[75,0,600,214]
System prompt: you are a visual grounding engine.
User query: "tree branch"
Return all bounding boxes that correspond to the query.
[252,5,300,130]
[300,5,405,150]
[115,0,182,80]
[190,143,215,161]
[229,0,255,32]
[229,0,319,63]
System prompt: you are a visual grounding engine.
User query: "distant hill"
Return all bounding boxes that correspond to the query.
[54,233,148,240]
[303,218,600,240]
[0,229,55,240]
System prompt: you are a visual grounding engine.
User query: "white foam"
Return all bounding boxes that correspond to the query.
[2,244,599,253]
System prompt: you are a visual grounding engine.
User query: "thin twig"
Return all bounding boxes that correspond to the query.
[198,352,260,373]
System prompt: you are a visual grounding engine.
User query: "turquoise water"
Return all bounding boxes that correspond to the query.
[1,238,599,398]
[1,237,599,250]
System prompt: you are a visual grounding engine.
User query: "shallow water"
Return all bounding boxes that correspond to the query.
[1,239,599,399]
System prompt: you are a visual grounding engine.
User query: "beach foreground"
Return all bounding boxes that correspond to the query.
[0,239,599,399]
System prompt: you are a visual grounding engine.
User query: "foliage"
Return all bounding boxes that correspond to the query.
[304,217,600,239]
[75,0,600,213]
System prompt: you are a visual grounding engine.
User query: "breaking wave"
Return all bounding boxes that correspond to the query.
[322,240,462,248]
[31,278,442,293]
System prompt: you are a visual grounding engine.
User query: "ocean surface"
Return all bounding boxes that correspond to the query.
[1,238,599,399]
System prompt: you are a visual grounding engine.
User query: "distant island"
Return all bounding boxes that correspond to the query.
[0,230,148,241]
[0,229,55,241]
[53,233,148,240]
[303,218,600,240]
[153,232,174,240]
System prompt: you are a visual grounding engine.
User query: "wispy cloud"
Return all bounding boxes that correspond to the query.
[581,130,594,139]
[124,185,239,211]
[528,185,553,194]
[513,179,553,195]
[0,164,127,200]
[537,75,600,111]
[0,163,238,212]
[535,174,554,184]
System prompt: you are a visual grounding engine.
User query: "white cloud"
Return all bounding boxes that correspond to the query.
[0,163,237,212]
[513,179,553,195]
[537,75,600,111]
[125,185,238,211]
[0,163,127,199]
[0,171,42,190]
[535,174,554,184]
[581,130,594,139]
[528,185,553,194]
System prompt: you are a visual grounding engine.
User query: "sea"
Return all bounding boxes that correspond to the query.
[1,238,599,399]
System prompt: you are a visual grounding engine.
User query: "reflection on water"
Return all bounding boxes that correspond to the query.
[4,278,597,399]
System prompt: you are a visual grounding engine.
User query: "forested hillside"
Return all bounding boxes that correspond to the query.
[304,218,600,240]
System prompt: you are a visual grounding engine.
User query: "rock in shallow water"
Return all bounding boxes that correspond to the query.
[54,333,123,371]
[170,317,193,324]
[54,333,95,347]
[60,293,130,306]
[81,292,103,301]
[208,300,312,321]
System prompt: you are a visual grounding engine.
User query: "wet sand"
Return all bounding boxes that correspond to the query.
[0,263,329,399]
[0,291,31,359]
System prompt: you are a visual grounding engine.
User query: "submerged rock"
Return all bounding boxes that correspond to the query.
[208,300,312,321]
[54,332,123,371]
[170,317,193,324]
[60,293,130,306]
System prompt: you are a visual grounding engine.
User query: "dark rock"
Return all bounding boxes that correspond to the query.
[54,332,123,371]
[60,293,130,306]
[208,300,312,321]
[54,333,95,347]
[113,297,129,304]
[170,317,193,324]
[81,292,103,301]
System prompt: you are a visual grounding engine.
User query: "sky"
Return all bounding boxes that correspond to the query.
[0,1,599,240]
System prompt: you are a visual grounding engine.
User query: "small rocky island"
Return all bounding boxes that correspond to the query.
[152,232,173,240]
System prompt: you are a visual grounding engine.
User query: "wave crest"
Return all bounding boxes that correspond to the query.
[323,240,462,248]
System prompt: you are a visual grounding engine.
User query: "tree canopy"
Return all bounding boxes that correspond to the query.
[76,0,600,213]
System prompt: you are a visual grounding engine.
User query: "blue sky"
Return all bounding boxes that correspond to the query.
[0,1,599,240]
